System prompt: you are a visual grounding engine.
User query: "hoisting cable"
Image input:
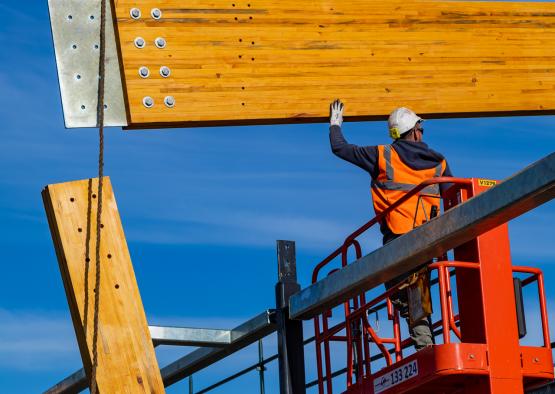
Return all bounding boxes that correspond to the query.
[89,0,107,392]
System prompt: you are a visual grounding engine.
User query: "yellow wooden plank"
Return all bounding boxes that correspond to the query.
[111,0,555,127]
[42,177,165,394]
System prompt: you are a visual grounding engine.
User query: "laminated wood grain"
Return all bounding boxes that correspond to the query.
[43,177,165,393]
[111,0,555,127]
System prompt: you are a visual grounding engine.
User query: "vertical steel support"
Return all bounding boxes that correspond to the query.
[257,339,266,394]
[275,240,306,394]
[189,375,193,394]
[451,179,524,394]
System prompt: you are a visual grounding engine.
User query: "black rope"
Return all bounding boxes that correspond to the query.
[89,0,107,392]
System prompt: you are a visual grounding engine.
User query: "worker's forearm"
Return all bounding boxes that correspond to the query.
[329,125,349,154]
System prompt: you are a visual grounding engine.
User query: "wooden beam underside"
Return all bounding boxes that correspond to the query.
[113,0,555,128]
[42,178,165,393]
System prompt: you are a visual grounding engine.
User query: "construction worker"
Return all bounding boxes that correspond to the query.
[328,99,453,350]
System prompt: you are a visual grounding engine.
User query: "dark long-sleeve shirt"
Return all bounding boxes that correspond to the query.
[329,125,453,240]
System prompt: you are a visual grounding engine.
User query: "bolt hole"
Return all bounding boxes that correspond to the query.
[70,197,75,202]
[235,17,238,20]
[251,41,255,45]
[100,223,104,228]
[248,3,251,7]
[86,257,90,262]
[251,57,255,61]
[232,3,236,6]
[249,16,253,20]
[241,86,245,90]
[242,102,245,106]
[81,105,86,110]
[239,38,242,42]
[72,44,77,49]
[94,44,99,49]
[238,55,242,59]
[115,284,120,289]
[104,104,108,109]
[107,254,112,259]
[92,193,97,199]
[90,15,95,20]
[78,228,83,232]
[68,15,73,20]
[76,74,81,80]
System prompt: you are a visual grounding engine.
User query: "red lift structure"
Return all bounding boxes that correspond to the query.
[312,178,554,394]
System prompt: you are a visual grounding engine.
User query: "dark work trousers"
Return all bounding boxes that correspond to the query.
[383,233,434,350]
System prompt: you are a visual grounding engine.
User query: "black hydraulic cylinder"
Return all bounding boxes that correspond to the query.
[513,278,527,339]
[275,240,306,394]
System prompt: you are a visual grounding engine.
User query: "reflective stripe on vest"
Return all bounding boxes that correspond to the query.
[371,145,442,195]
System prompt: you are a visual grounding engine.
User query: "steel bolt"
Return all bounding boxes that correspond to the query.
[160,66,171,78]
[134,37,145,49]
[164,96,175,108]
[130,8,141,19]
[143,96,154,108]
[151,8,162,19]
[155,37,166,49]
[139,66,150,78]
[468,354,475,360]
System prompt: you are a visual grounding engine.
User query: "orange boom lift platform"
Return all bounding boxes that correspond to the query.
[312,178,553,394]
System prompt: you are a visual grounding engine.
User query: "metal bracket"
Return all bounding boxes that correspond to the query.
[48,0,127,128]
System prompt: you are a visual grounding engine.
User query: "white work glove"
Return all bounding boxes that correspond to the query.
[330,99,344,127]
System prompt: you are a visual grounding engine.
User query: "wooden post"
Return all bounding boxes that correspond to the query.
[43,178,165,393]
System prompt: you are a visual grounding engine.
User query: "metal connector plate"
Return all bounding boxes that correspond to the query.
[48,0,127,128]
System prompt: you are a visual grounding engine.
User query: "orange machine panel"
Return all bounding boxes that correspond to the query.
[112,0,555,128]
[42,178,165,393]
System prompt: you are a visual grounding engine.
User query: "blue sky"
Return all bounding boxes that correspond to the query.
[1,2,554,393]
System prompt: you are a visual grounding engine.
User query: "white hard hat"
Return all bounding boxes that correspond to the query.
[388,107,422,139]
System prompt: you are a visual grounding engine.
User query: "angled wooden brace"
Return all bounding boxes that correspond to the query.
[43,177,165,393]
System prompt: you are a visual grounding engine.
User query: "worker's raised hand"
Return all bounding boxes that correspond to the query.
[330,99,344,127]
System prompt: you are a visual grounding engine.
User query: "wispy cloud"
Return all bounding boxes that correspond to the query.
[126,210,367,251]
[0,309,79,372]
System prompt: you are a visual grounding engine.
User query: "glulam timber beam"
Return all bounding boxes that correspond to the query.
[49,0,555,128]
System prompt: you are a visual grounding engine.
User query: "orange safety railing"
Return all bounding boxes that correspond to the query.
[311,177,472,393]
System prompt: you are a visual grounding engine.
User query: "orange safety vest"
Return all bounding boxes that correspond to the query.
[371,144,446,235]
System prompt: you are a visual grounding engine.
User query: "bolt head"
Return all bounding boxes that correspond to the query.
[139,66,150,78]
[130,8,141,19]
[143,96,154,108]
[134,37,145,48]
[151,8,162,19]
[164,96,175,107]
[160,66,171,78]
[155,37,166,49]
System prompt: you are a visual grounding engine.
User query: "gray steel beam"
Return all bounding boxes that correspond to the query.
[150,326,231,347]
[161,309,277,387]
[290,152,555,320]
[44,369,87,394]
[45,319,269,393]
